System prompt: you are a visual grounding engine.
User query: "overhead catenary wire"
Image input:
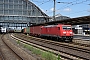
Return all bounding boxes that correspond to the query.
[60,0,90,17]
[30,0,90,17]
[39,0,85,14]
[46,0,90,16]
[59,0,89,9]
[65,10,88,15]
[30,0,53,6]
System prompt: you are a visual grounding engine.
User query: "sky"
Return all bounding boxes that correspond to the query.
[30,0,90,18]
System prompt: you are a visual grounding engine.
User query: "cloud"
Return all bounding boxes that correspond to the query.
[87,9,90,12]
[50,8,60,12]
[50,8,54,11]
[63,8,71,12]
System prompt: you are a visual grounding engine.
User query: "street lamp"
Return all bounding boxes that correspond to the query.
[53,0,56,21]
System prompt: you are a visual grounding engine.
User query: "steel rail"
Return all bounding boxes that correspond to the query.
[12,33,90,60]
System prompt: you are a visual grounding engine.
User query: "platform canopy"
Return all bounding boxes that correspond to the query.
[31,15,90,26]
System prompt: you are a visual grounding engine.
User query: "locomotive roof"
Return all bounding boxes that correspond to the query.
[44,25,57,27]
[43,24,71,28]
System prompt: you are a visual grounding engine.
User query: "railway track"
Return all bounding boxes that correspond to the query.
[0,34,23,60]
[0,34,37,60]
[0,50,4,60]
[12,33,90,60]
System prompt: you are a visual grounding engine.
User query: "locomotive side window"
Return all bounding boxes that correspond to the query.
[62,26,71,30]
[41,28,42,30]
[58,27,60,30]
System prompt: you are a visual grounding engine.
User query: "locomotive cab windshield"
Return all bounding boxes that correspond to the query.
[62,26,72,30]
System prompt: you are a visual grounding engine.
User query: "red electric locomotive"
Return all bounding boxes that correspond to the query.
[41,24,73,42]
[29,24,73,42]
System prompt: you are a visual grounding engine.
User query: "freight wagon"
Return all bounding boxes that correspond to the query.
[30,26,42,36]
[23,27,30,34]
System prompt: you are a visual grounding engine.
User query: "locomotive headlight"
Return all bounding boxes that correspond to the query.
[70,32,72,34]
[63,32,66,34]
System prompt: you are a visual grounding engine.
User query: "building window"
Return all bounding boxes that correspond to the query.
[14,10,18,15]
[1,17,4,20]
[14,0,18,3]
[19,5,22,9]
[0,10,3,14]
[32,10,35,16]
[4,10,8,15]
[28,5,31,10]
[4,0,8,3]
[9,10,13,15]
[4,4,8,9]
[23,17,27,20]
[9,0,13,3]
[0,0,3,2]
[28,11,31,16]
[14,5,18,9]
[18,16,22,20]
[9,16,13,20]
[14,16,18,20]
[9,4,13,9]
[23,11,27,15]
[4,23,7,25]
[18,0,22,4]
[0,4,3,9]
[4,16,8,20]
[18,11,22,15]
[23,5,27,9]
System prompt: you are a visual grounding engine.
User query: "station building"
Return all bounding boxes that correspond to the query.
[0,0,49,29]
[49,14,70,21]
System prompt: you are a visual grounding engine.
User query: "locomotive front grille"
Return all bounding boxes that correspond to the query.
[62,36,73,39]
